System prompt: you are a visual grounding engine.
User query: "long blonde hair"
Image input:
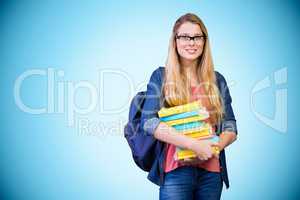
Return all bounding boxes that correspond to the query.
[162,13,224,125]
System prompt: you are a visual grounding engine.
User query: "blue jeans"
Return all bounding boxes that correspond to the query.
[159,166,223,200]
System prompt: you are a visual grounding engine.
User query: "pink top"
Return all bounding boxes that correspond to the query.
[164,85,220,173]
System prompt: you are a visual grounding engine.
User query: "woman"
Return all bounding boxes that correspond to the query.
[140,13,237,200]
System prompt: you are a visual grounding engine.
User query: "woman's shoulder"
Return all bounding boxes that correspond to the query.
[214,70,225,82]
[153,66,165,75]
[214,70,228,86]
[149,66,165,80]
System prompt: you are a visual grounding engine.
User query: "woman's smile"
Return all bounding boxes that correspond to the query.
[185,49,197,54]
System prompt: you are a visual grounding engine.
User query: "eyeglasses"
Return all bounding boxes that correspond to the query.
[175,35,206,44]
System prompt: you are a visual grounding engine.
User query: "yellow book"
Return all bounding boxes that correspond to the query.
[178,123,211,135]
[177,150,196,160]
[158,100,201,118]
[184,131,212,139]
[176,147,220,160]
[165,115,208,126]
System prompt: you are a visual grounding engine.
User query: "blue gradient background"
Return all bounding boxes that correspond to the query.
[1,0,299,199]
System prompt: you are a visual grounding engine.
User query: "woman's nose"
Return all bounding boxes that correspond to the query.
[189,39,195,45]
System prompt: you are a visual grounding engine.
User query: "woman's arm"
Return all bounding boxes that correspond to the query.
[217,131,237,151]
[215,71,238,151]
[153,122,216,161]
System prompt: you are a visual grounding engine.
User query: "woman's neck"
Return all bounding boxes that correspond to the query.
[180,59,199,85]
[181,59,198,74]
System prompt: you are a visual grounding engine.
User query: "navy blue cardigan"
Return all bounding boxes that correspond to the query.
[140,66,237,188]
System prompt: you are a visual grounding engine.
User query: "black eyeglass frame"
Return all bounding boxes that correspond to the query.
[175,34,207,42]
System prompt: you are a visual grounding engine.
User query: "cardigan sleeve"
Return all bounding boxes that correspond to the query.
[140,67,164,136]
[216,71,238,135]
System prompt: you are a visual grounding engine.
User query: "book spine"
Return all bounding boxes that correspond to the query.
[158,101,201,117]
[173,121,204,131]
[175,147,220,161]
[177,123,211,135]
[165,114,209,126]
[160,110,199,122]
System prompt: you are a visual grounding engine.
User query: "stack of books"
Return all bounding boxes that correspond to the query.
[158,101,220,161]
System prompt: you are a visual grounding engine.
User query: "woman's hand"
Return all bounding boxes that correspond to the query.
[179,139,219,165]
[189,139,216,161]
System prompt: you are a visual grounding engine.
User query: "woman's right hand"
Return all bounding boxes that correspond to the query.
[189,139,215,161]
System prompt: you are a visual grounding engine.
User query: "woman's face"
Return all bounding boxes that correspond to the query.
[175,22,205,63]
